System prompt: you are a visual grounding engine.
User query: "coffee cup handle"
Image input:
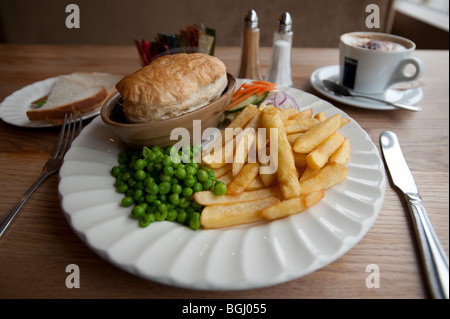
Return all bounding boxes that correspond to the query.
[389,57,425,86]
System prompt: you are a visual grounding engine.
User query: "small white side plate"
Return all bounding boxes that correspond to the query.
[0,76,100,128]
[310,65,423,110]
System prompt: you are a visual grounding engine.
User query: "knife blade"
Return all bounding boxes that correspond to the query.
[380,130,449,299]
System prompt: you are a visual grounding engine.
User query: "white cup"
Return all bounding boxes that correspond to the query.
[339,32,424,95]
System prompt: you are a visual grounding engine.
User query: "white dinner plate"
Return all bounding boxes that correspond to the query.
[310,65,423,110]
[0,76,101,128]
[58,83,386,291]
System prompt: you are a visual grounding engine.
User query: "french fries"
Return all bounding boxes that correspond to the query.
[197,101,351,229]
[287,133,303,146]
[292,108,313,120]
[284,118,320,134]
[314,112,327,122]
[261,107,301,199]
[232,112,261,176]
[217,171,265,191]
[298,163,348,196]
[293,113,342,153]
[202,104,258,156]
[201,197,280,229]
[226,162,260,195]
[330,137,350,164]
[306,132,344,170]
[280,107,300,121]
[193,187,282,206]
[259,161,277,187]
[213,164,232,178]
[261,190,325,220]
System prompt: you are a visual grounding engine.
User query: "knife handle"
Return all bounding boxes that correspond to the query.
[405,192,449,299]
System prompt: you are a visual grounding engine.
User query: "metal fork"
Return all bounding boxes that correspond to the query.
[0,112,82,239]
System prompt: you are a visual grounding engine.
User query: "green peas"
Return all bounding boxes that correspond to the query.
[140,213,155,227]
[145,194,157,203]
[121,172,131,181]
[127,178,136,188]
[133,189,144,201]
[169,193,180,206]
[193,182,203,193]
[171,184,182,194]
[186,166,197,176]
[116,183,129,194]
[179,197,191,209]
[159,181,171,195]
[189,212,201,230]
[158,194,166,203]
[144,176,155,187]
[114,146,224,231]
[202,179,214,191]
[135,181,144,190]
[176,209,188,224]
[152,145,162,153]
[180,153,190,163]
[135,169,146,181]
[155,210,167,221]
[146,182,159,195]
[182,187,193,198]
[146,162,155,172]
[163,166,174,176]
[166,209,177,221]
[153,199,161,206]
[111,166,121,177]
[134,159,147,171]
[213,182,227,196]
[196,169,208,182]
[131,205,145,219]
[138,202,148,211]
[121,196,134,207]
[146,152,157,163]
[175,167,187,180]
[159,173,172,183]
[193,144,202,155]
[162,155,172,167]
[157,203,168,213]
[184,176,196,188]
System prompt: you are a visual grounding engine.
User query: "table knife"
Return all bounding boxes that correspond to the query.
[380,130,449,299]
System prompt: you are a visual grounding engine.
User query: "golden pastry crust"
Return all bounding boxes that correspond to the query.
[115,53,227,123]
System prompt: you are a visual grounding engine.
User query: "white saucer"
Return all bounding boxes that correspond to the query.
[310,65,423,110]
[0,76,101,128]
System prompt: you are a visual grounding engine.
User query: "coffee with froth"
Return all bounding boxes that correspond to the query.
[341,33,410,52]
[339,32,423,94]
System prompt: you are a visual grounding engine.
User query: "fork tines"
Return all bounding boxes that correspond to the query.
[53,112,82,159]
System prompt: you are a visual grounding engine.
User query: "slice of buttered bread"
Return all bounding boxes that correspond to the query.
[26,72,123,122]
[67,72,123,96]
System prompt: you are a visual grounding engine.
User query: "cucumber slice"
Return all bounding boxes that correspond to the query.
[255,91,269,105]
[225,94,259,113]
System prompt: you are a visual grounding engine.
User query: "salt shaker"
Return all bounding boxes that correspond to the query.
[237,9,263,80]
[266,12,293,86]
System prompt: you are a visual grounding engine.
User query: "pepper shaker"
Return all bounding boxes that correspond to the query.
[266,12,293,86]
[237,9,263,80]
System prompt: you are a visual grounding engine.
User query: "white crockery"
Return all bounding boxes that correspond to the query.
[311,65,423,110]
[339,32,424,95]
[58,82,386,291]
[0,76,100,128]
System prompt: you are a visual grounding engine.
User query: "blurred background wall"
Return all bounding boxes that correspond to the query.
[0,0,447,49]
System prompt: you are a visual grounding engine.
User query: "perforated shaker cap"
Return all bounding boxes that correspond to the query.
[278,12,292,32]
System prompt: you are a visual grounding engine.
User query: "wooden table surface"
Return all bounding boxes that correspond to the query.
[0,45,448,299]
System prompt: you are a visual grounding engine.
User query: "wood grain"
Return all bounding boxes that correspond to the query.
[0,44,447,299]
